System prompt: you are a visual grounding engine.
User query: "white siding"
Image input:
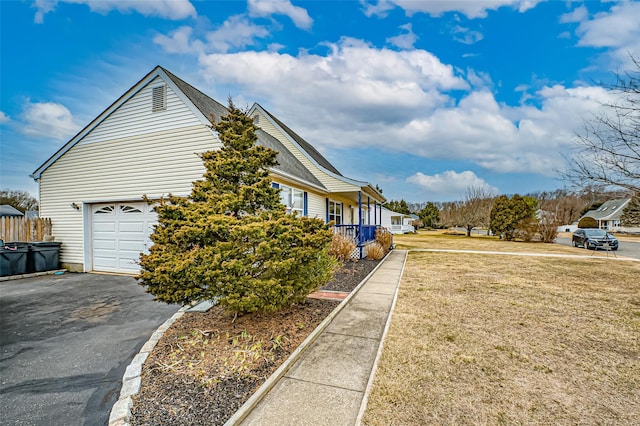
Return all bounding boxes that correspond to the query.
[40,125,218,268]
[79,77,201,146]
[307,192,326,221]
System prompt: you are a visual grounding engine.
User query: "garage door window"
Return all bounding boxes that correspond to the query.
[95,205,115,214]
[120,205,142,213]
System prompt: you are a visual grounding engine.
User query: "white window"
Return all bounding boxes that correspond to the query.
[279,185,304,215]
[329,200,342,225]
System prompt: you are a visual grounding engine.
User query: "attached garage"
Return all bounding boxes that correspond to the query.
[91,202,157,274]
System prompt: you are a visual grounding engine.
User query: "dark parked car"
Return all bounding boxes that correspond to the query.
[572,228,619,250]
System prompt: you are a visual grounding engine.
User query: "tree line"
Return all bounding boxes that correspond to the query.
[383,186,638,241]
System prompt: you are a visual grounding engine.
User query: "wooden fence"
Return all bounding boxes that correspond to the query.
[0,217,53,242]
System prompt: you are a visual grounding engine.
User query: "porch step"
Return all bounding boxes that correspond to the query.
[307,290,350,301]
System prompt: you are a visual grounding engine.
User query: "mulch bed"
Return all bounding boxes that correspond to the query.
[321,258,380,292]
[130,257,381,425]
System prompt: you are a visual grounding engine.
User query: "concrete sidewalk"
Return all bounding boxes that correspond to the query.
[235,249,407,426]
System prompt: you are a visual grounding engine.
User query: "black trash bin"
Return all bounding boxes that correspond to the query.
[0,242,30,277]
[28,242,62,273]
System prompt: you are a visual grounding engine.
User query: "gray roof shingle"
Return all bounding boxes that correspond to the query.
[258,107,342,176]
[583,198,631,221]
[161,67,229,123]
[256,129,325,190]
[0,205,24,217]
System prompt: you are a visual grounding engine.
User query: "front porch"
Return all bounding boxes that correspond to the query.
[334,224,392,259]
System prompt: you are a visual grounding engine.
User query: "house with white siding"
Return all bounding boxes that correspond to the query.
[380,207,415,234]
[579,198,631,231]
[31,66,386,273]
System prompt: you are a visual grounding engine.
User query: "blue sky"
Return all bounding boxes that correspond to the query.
[1,0,639,202]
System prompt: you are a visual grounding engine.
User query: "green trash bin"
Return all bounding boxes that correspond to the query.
[28,242,62,273]
[0,242,29,276]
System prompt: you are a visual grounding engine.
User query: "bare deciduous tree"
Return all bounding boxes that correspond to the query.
[564,56,640,193]
[442,187,494,237]
[0,189,39,213]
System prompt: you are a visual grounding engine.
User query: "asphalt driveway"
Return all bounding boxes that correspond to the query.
[555,235,640,259]
[0,273,180,426]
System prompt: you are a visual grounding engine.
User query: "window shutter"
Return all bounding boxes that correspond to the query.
[325,198,329,224]
[271,182,280,189]
[303,192,308,216]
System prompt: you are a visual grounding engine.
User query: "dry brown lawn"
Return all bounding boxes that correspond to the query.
[363,235,640,425]
[395,230,585,255]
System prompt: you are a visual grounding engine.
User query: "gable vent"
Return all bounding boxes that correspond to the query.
[152,85,167,112]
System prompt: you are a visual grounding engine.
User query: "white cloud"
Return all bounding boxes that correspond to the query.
[154,16,270,54]
[361,0,394,18]
[0,111,10,124]
[192,39,614,178]
[198,37,467,114]
[451,25,484,45]
[386,23,418,50]
[572,2,640,70]
[153,26,199,54]
[20,101,80,140]
[205,15,269,53]
[33,0,196,23]
[559,5,588,24]
[248,0,313,30]
[363,0,542,19]
[33,0,56,24]
[407,171,498,195]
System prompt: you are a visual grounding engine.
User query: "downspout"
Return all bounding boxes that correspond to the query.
[367,196,370,225]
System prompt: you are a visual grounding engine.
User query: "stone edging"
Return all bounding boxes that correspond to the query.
[0,269,67,282]
[108,251,392,426]
[108,307,188,426]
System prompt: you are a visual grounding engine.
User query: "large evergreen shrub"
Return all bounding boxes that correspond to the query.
[138,100,334,314]
[489,194,536,240]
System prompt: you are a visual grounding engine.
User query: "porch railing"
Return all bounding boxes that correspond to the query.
[334,224,378,245]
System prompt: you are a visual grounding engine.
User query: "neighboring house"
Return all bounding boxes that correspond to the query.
[381,207,415,234]
[0,205,24,217]
[579,198,631,230]
[557,223,578,233]
[31,66,385,273]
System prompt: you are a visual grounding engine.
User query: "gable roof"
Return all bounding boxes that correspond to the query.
[583,198,631,221]
[255,129,325,191]
[258,106,342,176]
[31,66,328,191]
[381,206,412,217]
[0,205,24,217]
[250,103,385,202]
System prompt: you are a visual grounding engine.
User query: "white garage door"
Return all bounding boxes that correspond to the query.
[91,202,157,274]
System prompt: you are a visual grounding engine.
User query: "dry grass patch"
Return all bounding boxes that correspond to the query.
[395,230,613,258]
[363,252,640,425]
